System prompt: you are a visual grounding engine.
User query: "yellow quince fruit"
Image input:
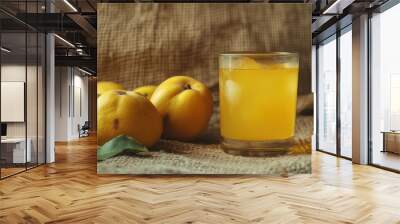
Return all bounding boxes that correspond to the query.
[98,90,162,147]
[150,76,213,141]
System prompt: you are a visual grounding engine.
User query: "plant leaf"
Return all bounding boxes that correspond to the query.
[97,135,148,161]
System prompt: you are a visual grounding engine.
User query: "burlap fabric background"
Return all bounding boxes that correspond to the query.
[97,3,312,175]
[98,3,311,94]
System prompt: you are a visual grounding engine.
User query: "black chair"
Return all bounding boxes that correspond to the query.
[79,121,90,138]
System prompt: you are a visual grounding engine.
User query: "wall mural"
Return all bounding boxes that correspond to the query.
[97,3,312,175]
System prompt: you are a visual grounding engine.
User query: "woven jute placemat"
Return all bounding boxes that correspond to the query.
[97,115,312,175]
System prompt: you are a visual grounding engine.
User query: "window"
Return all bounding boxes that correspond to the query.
[390,74,400,130]
[317,35,337,154]
[316,25,353,158]
[370,2,400,171]
[339,27,352,158]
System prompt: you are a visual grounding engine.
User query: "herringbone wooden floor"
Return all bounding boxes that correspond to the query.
[1,135,400,224]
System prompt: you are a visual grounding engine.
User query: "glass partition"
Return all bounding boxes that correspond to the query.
[27,30,38,169]
[0,2,46,179]
[38,32,46,165]
[1,30,28,178]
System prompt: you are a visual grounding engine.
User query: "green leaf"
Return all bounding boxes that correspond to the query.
[97,135,148,161]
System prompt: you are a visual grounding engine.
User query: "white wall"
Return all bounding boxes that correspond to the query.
[55,67,69,141]
[1,65,35,138]
[1,65,26,140]
[1,64,25,81]
[77,72,89,138]
[54,67,89,141]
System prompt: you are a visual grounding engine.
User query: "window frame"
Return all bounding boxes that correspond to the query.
[367,0,400,173]
[315,22,353,160]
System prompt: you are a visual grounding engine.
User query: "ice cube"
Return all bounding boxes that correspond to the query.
[236,57,263,69]
[224,80,241,103]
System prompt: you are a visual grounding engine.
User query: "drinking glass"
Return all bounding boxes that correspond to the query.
[219,52,299,156]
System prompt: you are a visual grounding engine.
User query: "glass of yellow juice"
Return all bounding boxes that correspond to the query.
[219,52,299,156]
